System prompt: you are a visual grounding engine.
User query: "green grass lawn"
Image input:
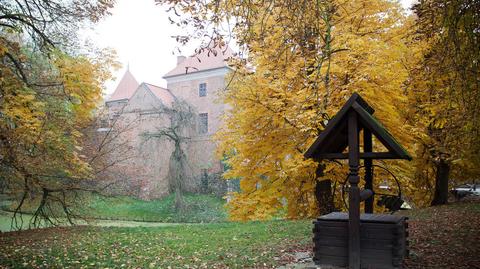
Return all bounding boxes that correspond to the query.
[0,220,312,269]
[1,199,478,268]
[85,193,227,223]
[0,210,187,232]
[1,193,227,230]
[0,210,14,232]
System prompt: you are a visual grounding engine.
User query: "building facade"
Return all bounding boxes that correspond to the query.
[105,46,232,199]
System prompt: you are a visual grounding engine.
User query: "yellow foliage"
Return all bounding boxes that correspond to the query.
[0,40,118,188]
[211,0,416,220]
[405,0,480,205]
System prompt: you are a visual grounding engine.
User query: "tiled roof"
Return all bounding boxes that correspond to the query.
[163,45,234,78]
[144,83,175,107]
[108,69,139,102]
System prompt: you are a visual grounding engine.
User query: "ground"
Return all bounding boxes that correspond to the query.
[403,199,480,268]
[0,200,479,268]
[0,220,311,269]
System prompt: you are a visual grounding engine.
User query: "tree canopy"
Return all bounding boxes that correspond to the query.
[160,0,416,220]
[0,0,118,228]
[407,0,480,205]
[161,0,479,219]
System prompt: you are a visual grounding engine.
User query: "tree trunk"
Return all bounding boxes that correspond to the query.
[170,141,186,213]
[174,187,184,212]
[316,179,334,215]
[431,159,450,206]
[314,164,334,215]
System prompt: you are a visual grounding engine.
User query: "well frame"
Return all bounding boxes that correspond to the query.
[305,93,411,269]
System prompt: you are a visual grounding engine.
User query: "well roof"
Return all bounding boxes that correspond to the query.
[304,93,411,160]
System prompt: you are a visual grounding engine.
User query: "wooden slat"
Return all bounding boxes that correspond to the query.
[315,152,400,159]
[313,248,407,267]
[317,212,406,224]
[316,245,349,257]
[315,226,348,237]
[314,254,348,267]
[314,238,394,250]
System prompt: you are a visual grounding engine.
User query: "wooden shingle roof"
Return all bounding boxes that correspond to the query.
[304,93,411,160]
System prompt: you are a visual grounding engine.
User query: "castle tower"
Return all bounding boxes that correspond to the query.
[103,46,234,199]
[104,69,177,199]
[105,69,139,121]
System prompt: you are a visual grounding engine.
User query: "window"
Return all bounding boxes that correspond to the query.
[199,83,207,97]
[198,113,208,134]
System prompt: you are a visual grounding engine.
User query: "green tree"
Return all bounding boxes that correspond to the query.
[407,0,480,205]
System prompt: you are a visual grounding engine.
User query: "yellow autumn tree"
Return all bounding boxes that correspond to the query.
[0,0,118,228]
[406,0,480,206]
[161,0,416,220]
[1,44,118,228]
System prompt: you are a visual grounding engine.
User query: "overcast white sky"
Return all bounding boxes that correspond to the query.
[87,0,416,95]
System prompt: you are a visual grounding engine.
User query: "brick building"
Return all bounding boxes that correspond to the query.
[105,46,233,199]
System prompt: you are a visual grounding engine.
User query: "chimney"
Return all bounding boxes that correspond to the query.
[177,56,186,65]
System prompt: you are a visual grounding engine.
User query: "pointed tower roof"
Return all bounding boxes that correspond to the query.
[108,69,139,102]
[163,45,234,78]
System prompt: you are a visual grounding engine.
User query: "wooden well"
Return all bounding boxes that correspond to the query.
[304,93,411,269]
[313,213,409,269]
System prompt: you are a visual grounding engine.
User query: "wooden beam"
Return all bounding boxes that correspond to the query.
[348,110,361,269]
[361,152,397,159]
[364,129,374,213]
[352,102,412,160]
[314,152,398,160]
[305,94,373,159]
